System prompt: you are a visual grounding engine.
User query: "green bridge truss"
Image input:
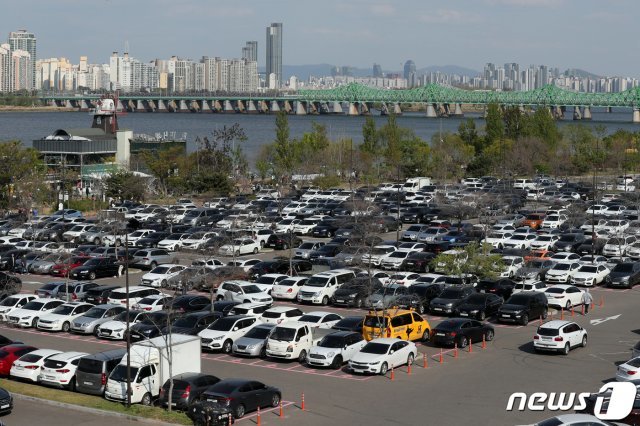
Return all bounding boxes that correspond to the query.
[298,83,640,108]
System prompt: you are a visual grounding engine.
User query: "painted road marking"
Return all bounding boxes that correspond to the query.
[590,314,621,326]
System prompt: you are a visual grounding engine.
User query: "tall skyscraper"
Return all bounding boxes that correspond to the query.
[372,63,383,78]
[8,30,36,89]
[403,60,416,88]
[0,44,10,92]
[242,41,258,62]
[266,23,283,88]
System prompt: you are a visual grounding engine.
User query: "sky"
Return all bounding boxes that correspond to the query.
[1,0,638,77]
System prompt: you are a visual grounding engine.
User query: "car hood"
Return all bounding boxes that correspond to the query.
[333,289,359,298]
[457,302,485,311]
[40,312,78,321]
[71,266,96,273]
[99,320,126,330]
[199,329,230,339]
[310,345,342,356]
[235,336,266,346]
[517,267,541,275]
[351,352,386,364]
[431,297,460,305]
[74,315,105,324]
[609,271,631,279]
[142,273,168,281]
[499,303,526,311]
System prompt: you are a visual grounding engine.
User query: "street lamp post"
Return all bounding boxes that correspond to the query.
[124,232,131,408]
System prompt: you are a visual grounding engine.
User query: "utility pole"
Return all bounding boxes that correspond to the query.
[125,232,131,408]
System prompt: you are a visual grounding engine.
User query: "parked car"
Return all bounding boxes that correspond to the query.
[0,344,38,375]
[429,286,475,316]
[38,351,89,390]
[232,323,277,358]
[307,331,367,369]
[159,372,221,410]
[533,320,587,355]
[457,293,504,320]
[497,291,549,325]
[349,338,418,375]
[75,349,127,396]
[10,348,62,383]
[431,318,495,347]
[199,379,281,419]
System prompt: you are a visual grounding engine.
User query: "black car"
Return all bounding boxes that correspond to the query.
[431,318,495,348]
[331,316,364,333]
[82,285,121,305]
[129,311,182,342]
[395,283,444,314]
[400,252,436,273]
[608,262,640,289]
[264,234,302,250]
[69,257,123,280]
[309,244,343,262]
[160,372,221,410]
[134,231,171,248]
[0,271,21,299]
[497,291,548,325]
[575,238,606,255]
[311,222,340,238]
[457,293,504,320]
[429,286,475,316]
[401,207,433,224]
[0,387,12,414]
[201,379,281,419]
[162,311,222,335]
[169,295,211,313]
[551,233,585,252]
[187,400,233,426]
[247,261,290,279]
[331,277,382,308]
[202,301,242,316]
[475,279,515,299]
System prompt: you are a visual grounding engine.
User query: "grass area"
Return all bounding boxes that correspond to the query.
[0,379,191,424]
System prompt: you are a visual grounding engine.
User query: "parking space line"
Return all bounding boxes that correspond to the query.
[237,401,296,423]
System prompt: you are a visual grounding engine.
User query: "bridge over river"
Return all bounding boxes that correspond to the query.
[41,83,640,122]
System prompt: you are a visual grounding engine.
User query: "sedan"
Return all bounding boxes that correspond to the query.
[7,298,65,328]
[36,302,93,332]
[545,262,582,284]
[69,304,127,335]
[349,338,418,375]
[159,373,221,410]
[616,357,640,382]
[199,315,261,353]
[219,239,260,256]
[457,293,503,320]
[69,257,124,280]
[38,351,88,390]
[200,379,281,419]
[431,319,495,348]
[140,264,187,288]
[544,284,585,310]
[0,294,36,321]
[0,344,38,375]
[10,349,62,383]
[298,311,342,329]
[232,323,277,358]
[96,310,146,340]
[270,277,308,300]
[570,264,610,287]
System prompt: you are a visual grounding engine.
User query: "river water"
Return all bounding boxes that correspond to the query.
[0,108,638,165]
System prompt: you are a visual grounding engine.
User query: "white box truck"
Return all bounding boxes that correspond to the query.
[105,334,201,405]
[403,177,431,192]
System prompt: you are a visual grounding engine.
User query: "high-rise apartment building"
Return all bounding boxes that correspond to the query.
[0,44,10,92]
[266,23,283,88]
[242,41,258,62]
[8,30,36,89]
[373,63,383,78]
[404,60,416,88]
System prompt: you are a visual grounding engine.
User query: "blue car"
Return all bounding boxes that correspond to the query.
[52,209,83,218]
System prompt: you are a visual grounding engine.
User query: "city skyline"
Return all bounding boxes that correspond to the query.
[0,0,638,77]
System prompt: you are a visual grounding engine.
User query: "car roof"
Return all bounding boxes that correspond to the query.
[49,351,89,361]
[369,338,402,344]
[80,348,126,361]
[264,306,300,313]
[539,320,575,329]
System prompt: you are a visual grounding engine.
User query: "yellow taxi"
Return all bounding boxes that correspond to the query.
[362,309,431,342]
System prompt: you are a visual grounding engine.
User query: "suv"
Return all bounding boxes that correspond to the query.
[82,285,120,305]
[362,309,430,342]
[497,291,548,325]
[429,286,475,316]
[75,349,126,395]
[331,277,383,309]
[297,269,357,305]
[56,282,100,302]
[533,320,587,355]
[130,249,172,270]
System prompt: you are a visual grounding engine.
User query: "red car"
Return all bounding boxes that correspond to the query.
[0,344,37,376]
[50,256,91,278]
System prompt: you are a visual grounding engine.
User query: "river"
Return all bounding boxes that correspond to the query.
[0,109,638,165]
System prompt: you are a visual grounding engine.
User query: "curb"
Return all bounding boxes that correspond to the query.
[12,393,183,425]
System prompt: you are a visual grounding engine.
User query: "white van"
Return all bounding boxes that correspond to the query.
[513,179,536,190]
[297,269,356,305]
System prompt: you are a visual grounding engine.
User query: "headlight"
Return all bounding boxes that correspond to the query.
[246,344,257,350]
[327,352,335,358]
[80,270,88,274]
[445,303,453,307]
[369,361,380,365]
[211,335,224,340]
[469,310,478,314]
[51,319,61,324]
[314,292,322,297]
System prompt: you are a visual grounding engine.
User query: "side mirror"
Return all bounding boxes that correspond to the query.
[233,327,238,331]
[136,376,143,384]
[343,344,348,350]
[390,350,395,354]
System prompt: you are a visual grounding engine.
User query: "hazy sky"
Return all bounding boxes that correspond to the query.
[2,0,637,76]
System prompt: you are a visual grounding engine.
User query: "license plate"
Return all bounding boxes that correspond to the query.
[436,332,445,336]
[501,314,510,318]
[542,337,551,340]
[15,366,23,370]
[84,381,93,386]
[335,300,344,303]
[45,375,55,380]
[460,312,468,316]
[0,405,8,409]
[433,307,442,311]
[480,290,486,293]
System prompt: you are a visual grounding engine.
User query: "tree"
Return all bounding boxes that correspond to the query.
[104,170,147,202]
[530,107,561,147]
[360,116,379,155]
[503,106,531,141]
[0,141,49,211]
[484,103,504,147]
[429,133,474,180]
[272,111,296,181]
[432,242,504,280]
[458,118,480,152]
[140,146,183,197]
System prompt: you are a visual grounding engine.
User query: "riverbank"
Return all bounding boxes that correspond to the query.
[0,106,74,112]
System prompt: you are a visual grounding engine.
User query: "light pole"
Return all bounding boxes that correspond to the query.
[124,232,131,408]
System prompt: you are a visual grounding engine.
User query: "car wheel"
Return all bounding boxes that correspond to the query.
[222,339,233,354]
[253,247,258,254]
[150,261,157,269]
[321,296,329,306]
[160,280,168,288]
[331,355,343,370]
[421,329,430,342]
[62,321,70,332]
[478,311,486,321]
[88,271,96,280]
[235,404,246,419]
[562,343,570,355]
[521,314,529,326]
[93,238,100,245]
[298,349,307,363]
[141,392,152,406]
[458,336,468,348]
[406,353,415,366]
[259,346,267,359]
[379,362,388,376]
[354,297,363,309]
[31,317,39,327]
[271,393,281,408]
[485,329,494,341]
[326,232,333,238]
[417,304,425,315]
[581,335,587,348]
[565,301,572,310]
[235,251,240,257]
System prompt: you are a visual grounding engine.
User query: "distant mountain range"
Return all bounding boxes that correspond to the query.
[259,64,481,81]
[563,68,601,79]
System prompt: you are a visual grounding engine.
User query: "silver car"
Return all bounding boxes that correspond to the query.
[130,248,172,269]
[294,242,325,259]
[30,253,71,275]
[70,304,126,334]
[232,323,276,357]
[364,284,409,309]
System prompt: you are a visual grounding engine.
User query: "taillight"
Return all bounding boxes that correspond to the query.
[286,288,292,293]
[72,293,77,300]
[101,373,107,385]
[24,365,38,370]
[554,336,563,341]
[450,332,457,337]
[56,369,70,373]
[534,335,539,340]
[144,307,152,311]
[181,385,191,399]
[628,371,637,375]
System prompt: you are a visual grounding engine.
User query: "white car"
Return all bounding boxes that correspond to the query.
[218,239,261,256]
[96,310,147,340]
[533,320,587,355]
[254,274,289,294]
[7,298,65,328]
[578,255,608,266]
[570,264,610,287]
[260,306,305,325]
[380,272,422,287]
[140,264,187,287]
[38,351,89,390]
[228,303,271,318]
[417,227,448,242]
[215,281,273,305]
[499,256,525,279]
[379,251,411,270]
[349,338,418,375]
[491,223,516,235]
[36,302,93,332]
[292,219,320,235]
[275,219,301,233]
[545,262,582,284]
[308,331,368,369]
[544,284,585,309]
[10,349,63,383]
[549,252,581,265]
[298,311,343,329]
[600,219,629,235]
[227,258,261,272]
[157,233,190,251]
[198,315,260,353]
[529,234,559,250]
[485,232,512,249]
[0,294,36,321]
[191,258,225,270]
[180,232,220,250]
[540,214,567,230]
[271,276,308,300]
[616,356,640,382]
[125,229,159,246]
[502,233,537,249]
[360,245,397,266]
[132,295,173,312]
[512,281,547,294]
[602,235,637,257]
[626,242,640,259]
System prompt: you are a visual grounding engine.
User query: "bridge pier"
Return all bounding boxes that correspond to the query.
[284,101,294,114]
[332,102,343,114]
[317,102,330,114]
[633,108,640,123]
[270,101,281,113]
[606,106,612,113]
[393,103,402,115]
[80,99,91,111]
[426,103,437,118]
[452,103,463,117]
[348,103,360,116]
[583,106,591,120]
[246,100,258,114]
[361,103,371,115]
[573,106,582,120]
[190,100,200,112]
[296,101,307,115]
[223,100,234,113]
[438,104,449,117]
[236,100,246,113]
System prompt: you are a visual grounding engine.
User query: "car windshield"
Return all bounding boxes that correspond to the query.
[305,277,329,288]
[244,326,273,339]
[150,266,170,274]
[83,307,107,318]
[172,316,199,328]
[364,316,388,328]
[613,264,634,273]
[114,311,138,321]
[439,289,462,299]
[140,313,167,325]
[526,261,546,268]
[360,342,390,355]
[465,294,487,304]
[298,243,316,250]
[208,317,237,331]
[277,279,297,287]
[579,266,598,273]
[241,285,262,294]
[52,305,76,315]
[0,297,18,307]
[537,327,559,336]
[389,252,408,259]
[552,264,571,271]
[299,315,321,323]
[19,353,43,363]
[507,295,531,305]
[545,288,566,294]
[138,297,159,305]
[110,364,138,382]
[269,327,296,342]
[319,335,347,348]
[23,301,45,311]
[84,259,101,266]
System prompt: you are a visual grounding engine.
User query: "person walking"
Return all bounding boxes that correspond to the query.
[582,288,594,314]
